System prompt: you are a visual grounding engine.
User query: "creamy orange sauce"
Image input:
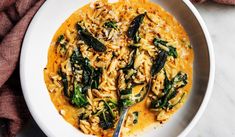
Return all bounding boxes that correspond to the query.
[44,0,193,136]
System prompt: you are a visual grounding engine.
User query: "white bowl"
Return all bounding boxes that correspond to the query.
[20,0,215,137]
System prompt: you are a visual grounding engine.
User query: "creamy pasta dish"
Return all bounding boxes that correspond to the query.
[44,0,193,136]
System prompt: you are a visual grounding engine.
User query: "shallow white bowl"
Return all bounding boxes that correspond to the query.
[20,0,215,137]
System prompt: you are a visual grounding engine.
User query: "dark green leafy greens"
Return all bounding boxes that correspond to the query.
[104,21,117,29]
[121,46,138,84]
[124,69,137,83]
[133,31,141,43]
[153,38,178,58]
[168,93,185,109]
[122,48,137,73]
[168,46,178,58]
[150,71,188,110]
[58,49,103,108]
[119,88,134,107]
[118,45,150,108]
[127,13,146,42]
[98,100,116,130]
[79,112,89,120]
[99,110,114,130]
[118,48,136,108]
[70,49,102,93]
[56,35,68,55]
[76,23,107,52]
[151,51,168,76]
[91,68,102,89]
[56,35,64,44]
[70,48,84,72]
[71,82,88,107]
[153,38,168,46]
[119,84,149,108]
[58,69,70,97]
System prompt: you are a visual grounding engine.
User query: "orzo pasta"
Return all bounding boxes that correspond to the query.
[44,0,194,136]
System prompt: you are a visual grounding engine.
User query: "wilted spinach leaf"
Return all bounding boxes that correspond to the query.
[150,71,188,110]
[76,23,107,52]
[153,38,178,58]
[71,82,88,107]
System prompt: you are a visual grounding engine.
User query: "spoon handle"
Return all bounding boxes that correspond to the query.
[113,108,128,137]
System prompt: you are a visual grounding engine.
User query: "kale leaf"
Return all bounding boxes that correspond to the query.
[153,38,178,58]
[71,82,88,107]
[58,69,70,97]
[150,71,188,110]
[76,23,106,52]
[98,100,116,130]
[151,51,168,76]
[127,13,146,41]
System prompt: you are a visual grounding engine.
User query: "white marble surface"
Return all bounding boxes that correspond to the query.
[5,1,235,137]
[188,2,235,137]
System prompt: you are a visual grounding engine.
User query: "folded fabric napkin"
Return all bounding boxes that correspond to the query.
[191,0,235,5]
[0,0,45,137]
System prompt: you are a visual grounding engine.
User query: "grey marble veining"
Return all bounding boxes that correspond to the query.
[12,1,235,137]
[188,2,235,137]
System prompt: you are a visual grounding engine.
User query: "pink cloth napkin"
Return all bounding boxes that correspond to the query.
[191,0,235,5]
[0,0,45,137]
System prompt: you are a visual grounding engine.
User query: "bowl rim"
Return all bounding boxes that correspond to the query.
[20,0,215,137]
[178,0,215,136]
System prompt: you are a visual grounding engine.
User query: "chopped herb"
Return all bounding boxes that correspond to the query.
[133,84,149,103]
[172,71,188,89]
[79,114,88,120]
[107,100,118,109]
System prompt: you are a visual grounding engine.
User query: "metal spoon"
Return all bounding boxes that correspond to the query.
[112,81,152,137]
